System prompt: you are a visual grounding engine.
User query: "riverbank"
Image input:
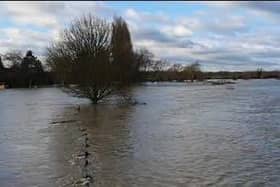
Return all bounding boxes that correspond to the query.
[1,70,279,89]
[142,70,280,82]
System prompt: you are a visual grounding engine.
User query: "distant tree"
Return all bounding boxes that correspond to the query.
[111,16,135,84]
[189,61,201,72]
[3,50,23,71]
[133,48,154,71]
[1,50,48,88]
[168,63,184,72]
[47,14,113,104]
[0,56,4,70]
[21,50,44,73]
[183,61,202,81]
[20,51,44,87]
[128,48,154,82]
[151,59,168,72]
[166,63,183,81]
[256,67,263,79]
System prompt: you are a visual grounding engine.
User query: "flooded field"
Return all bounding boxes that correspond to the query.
[0,79,279,186]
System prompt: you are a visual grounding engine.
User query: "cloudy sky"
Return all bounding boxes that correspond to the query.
[0,1,280,71]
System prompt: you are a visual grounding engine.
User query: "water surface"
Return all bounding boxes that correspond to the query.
[0,79,279,186]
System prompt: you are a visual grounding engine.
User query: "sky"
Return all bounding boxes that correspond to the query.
[0,1,280,71]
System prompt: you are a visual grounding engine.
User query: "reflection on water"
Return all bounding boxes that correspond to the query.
[0,79,280,186]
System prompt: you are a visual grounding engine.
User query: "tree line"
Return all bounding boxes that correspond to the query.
[0,50,53,88]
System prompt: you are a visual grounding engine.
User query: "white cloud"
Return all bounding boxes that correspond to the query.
[0,1,114,62]
[1,1,61,29]
[0,1,280,71]
[125,9,139,20]
[162,25,193,37]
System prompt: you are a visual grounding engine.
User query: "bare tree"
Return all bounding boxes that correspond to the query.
[47,14,113,104]
[134,48,154,71]
[183,61,202,81]
[151,59,168,72]
[3,50,23,70]
[168,63,184,72]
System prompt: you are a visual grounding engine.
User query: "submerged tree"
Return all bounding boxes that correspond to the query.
[47,14,113,104]
[111,16,135,84]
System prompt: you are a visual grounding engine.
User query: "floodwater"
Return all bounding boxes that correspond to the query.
[0,79,279,187]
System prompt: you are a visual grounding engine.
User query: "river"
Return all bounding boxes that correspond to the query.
[0,79,279,186]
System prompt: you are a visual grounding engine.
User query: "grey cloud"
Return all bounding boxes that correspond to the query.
[244,1,280,15]
[132,28,173,43]
[0,1,114,59]
[132,27,206,50]
[0,1,280,71]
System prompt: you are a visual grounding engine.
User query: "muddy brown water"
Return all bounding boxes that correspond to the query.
[0,79,279,186]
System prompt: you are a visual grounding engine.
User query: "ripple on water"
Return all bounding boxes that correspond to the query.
[0,81,280,186]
